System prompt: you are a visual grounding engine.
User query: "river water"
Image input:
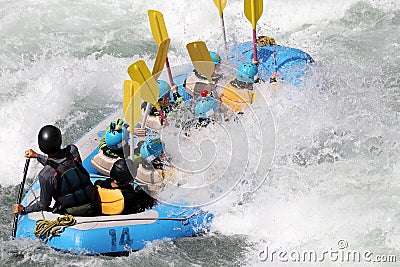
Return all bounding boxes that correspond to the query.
[0,0,399,266]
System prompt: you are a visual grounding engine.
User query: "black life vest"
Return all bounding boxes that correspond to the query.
[47,148,97,209]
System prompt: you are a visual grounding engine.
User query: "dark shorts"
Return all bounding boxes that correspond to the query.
[65,202,101,217]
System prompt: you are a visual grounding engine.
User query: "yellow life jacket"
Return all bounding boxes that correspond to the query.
[220,79,255,113]
[96,185,124,215]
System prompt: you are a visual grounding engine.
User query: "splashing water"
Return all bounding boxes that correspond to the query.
[0,0,399,265]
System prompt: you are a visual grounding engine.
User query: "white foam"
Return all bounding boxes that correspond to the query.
[0,0,399,265]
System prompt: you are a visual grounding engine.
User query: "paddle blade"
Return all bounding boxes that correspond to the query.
[127,60,159,105]
[213,0,227,18]
[148,10,169,45]
[152,38,170,80]
[123,80,134,115]
[244,0,263,29]
[124,80,142,131]
[186,41,214,82]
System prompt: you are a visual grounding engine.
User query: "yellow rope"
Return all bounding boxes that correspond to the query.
[33,214,76,242]
[257,36,277,46]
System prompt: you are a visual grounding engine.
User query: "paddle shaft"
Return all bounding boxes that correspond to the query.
[157,108,169,126]
[12,158,30,238]
[156,56,171,127]
[142,102,169,129]
[141,103,151,130]
[165,57,175,87]
[220,15,227,53]
[252,29,258,62]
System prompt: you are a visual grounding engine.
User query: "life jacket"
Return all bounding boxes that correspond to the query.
[47,147,98,209]
[96,186,124,215]
[140,102,173,130]
[141,109,162,131]
[184,71,215,101]
[91,149,118,176]
[136,163,175,185]
[220,79,255,113]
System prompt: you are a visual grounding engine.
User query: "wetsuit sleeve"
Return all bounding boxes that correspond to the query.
[22,172,54,214]
[36,154,48,166]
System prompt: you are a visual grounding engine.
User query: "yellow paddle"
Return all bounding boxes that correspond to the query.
[123,80,142,127]
[186,41,215,82]
[127,60,169,126]
[213,0,228,52]
[244,0,263,62]
[152,38,170,80]
[123,80,142,157]
[148,10,176,89]
[123,80,135,117]
[148,10,169,45]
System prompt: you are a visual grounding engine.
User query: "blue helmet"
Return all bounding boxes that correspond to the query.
[105,122,129,151]
[157,80,171,99]
[209,51,221,65]
[237,62,258,83]
[194,95,218,119]
[140,138,164,162]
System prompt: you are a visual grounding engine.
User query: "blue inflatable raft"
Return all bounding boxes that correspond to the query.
[230,41,314,86]
[15,112,213,255]
[14,41,313,255]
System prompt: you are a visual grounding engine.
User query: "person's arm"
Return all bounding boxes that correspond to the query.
[25,148,48,166]
[36,153,48,165]
[133,128,146,137]
[21,172,54,214]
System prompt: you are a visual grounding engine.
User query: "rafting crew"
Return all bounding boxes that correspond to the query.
[220,62,259,114]
[94,137,169,213]
[95,158,155,215]
[184,51,223,101]
[142,80,183,131]
[13,125,101,216]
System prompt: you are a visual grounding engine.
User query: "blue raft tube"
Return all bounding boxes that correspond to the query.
[14,40,313,255]
[14,117,213,256]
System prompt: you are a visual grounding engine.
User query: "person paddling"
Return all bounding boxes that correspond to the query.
[142,80,182,131]
[220,62,259,113]
[13,125,101,216]
[184,51,223,100]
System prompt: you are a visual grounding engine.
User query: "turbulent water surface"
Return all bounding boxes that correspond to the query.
[0,0,399,266]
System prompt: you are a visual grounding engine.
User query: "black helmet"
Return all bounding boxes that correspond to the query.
[110,158,136,185]
[38,125,62,154]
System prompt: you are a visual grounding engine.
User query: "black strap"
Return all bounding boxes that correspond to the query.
[194,70,208,80]
[230,79,254,90]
